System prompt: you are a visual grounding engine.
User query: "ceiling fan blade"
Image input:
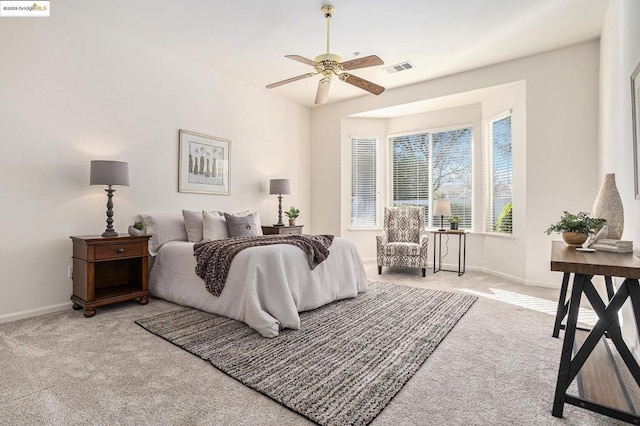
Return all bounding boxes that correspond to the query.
[341,73,385,95]
[315,79,331,104]
[266,73,317,89]
[285,55,319,67]
[340,55,384,71]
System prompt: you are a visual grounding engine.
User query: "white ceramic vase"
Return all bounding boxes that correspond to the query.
[591,173,623,239]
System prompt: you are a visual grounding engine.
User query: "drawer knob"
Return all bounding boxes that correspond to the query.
[117,248,125,253]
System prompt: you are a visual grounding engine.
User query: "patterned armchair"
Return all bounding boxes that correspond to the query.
[376,206,428,277]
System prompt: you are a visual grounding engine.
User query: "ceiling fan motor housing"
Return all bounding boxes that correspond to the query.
[314,53,342,63]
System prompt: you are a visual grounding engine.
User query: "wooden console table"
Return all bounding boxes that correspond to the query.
[550,241,640,423]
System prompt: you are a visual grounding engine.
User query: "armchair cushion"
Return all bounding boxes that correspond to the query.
[383,242,422,256]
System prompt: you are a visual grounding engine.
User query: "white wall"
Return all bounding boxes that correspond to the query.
[312,41,600,287]
[0,11,310,321]
[599,0,640,355]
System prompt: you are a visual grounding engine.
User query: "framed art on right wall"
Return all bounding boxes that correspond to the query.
[632,61,640,199]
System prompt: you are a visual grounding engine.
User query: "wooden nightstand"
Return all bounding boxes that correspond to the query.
[261,225,304,235]
[70,235,150,318]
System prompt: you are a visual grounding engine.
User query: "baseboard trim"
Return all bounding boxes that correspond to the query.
[368,258,559,288]
[477,267,526,285]
[0,302,72,324]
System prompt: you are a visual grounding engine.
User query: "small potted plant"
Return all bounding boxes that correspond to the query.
[128,220,145,236]
[284,206,300,226]
[545,211,606,246]
[450,215,460,230]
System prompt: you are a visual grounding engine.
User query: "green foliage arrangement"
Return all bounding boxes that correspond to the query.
[133,220,144,231]
[494,202,513,233]
[544,211,605,235]
[284,206,300,220]
[450,215,460,224]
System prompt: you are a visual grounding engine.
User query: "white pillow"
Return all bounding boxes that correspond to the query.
[140,213,188,255]
[203,210,229,240]
[183,209,223,242]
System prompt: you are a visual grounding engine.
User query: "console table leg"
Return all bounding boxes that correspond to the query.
[552,273,586,417]
[553,273,571,338]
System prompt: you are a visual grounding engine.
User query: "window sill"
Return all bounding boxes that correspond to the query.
[483,231,515,239]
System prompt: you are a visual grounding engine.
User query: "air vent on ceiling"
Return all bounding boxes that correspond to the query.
[384,61,415,74]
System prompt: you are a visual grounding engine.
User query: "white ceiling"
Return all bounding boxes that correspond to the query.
[70,0,609,108]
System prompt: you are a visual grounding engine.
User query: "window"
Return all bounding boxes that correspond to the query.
[351,136,379,228]
[485,112,512,234]
[391,132,430,217]
[390,127,473,228]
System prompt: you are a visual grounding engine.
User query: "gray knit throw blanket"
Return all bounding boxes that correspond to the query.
[193,234,334,297]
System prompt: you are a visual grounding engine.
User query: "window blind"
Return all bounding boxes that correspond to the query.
[485,113,513,234]
[391,133,430,224]
[351,137,379,228]
[391,128,472,229]
[431,128,473,229]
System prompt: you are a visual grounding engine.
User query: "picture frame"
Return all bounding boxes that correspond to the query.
[179,129,231,195]
[632,62,640,199]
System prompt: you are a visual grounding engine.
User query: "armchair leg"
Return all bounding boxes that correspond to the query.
[378,266,382,275]
[422,268,426,277]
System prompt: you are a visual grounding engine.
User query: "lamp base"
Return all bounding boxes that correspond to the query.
[102,186,119,238]
[438,215,446,232]
[273,222,285,227]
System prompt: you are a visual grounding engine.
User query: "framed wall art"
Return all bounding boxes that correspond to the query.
[179,129,231,195]
[632,62,640,199]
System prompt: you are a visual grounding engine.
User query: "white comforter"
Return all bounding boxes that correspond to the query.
[149,237,368,337]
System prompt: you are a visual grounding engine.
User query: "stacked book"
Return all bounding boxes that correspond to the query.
[589,239,634,253]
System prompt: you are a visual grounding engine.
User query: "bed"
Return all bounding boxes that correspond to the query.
[144,213,368,337]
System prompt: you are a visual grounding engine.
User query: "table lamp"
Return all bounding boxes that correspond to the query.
[269,179,291,226]
[433,200,451,232]
[90,160,130,237]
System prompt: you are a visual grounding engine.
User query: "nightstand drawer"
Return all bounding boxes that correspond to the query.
[279,227,301,235]
[262,225,304,235]
[94,242,145,260]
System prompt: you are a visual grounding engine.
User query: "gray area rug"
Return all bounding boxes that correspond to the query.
[135,282,477,425]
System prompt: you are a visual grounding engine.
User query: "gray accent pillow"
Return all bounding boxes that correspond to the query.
[225,212,260,238]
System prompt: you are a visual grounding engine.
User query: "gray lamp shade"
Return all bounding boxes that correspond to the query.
[90,160,130,186]
[269,179,291,195]
[433,200,451,216]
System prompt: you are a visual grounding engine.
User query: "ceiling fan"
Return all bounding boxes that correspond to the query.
[266,4,385,105]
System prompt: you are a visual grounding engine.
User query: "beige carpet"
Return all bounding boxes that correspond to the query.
[0,263,635,425]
